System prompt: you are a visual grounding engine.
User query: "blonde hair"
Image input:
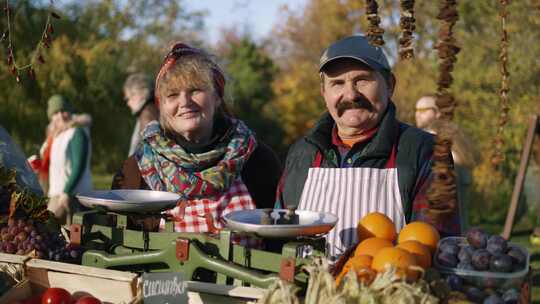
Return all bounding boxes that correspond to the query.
[156,53,231,133]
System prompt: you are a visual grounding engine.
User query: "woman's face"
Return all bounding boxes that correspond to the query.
[160,82,220,143]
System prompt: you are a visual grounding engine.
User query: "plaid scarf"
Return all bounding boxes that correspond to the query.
[136,118,257,200]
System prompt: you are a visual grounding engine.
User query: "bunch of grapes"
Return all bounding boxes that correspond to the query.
[0,218,84,264]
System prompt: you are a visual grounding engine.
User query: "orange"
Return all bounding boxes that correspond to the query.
[397,240,432,269]
[336,255,374,286]
[354,237,393,257]
[372,247,419,281]
[397,221,440,253]
[357,212,397,242]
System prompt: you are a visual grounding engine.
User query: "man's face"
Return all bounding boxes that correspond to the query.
[124,88,146,114]
[415,97,439,130]
[321,59,393,134]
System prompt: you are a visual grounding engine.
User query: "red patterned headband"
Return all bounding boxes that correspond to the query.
[154,42,225,106]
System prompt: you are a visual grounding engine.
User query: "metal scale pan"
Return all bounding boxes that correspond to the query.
[76,189,180,213]
[223,209,338,238]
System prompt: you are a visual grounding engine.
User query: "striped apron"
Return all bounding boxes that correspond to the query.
[297,143,405,260]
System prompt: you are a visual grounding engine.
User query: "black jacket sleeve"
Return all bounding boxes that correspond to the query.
[241,141,282,209]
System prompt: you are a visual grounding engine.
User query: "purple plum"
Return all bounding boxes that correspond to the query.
[457,261,474,270]
[506,248,526,267]
[483,294,504,304]
[458,245,473,263]
[466,227,488,249]
[489,254,513,273]
[502,289,520,304]
[446,274,463,291]
[471,249,491,271]
[437,251,458,268]
[486,235,508,255]
[440,242,460,256]
[466,286,487,303]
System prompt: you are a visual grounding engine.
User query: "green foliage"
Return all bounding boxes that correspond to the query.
[270,0,539,225]
[0,0,205,174]
[216,33,284,154]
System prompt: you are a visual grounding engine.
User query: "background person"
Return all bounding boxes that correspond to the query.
[45,95,93,224]
[123,73,160,156]
[415,94,477,231]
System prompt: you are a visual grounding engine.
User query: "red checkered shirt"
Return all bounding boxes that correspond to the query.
[160,178,260,247]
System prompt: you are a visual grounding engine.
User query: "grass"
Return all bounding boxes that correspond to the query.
[93,173,113,190]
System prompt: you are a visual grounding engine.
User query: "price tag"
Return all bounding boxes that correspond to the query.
[142,272,188,304]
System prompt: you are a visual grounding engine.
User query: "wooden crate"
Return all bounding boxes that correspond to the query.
[0,253,265,304]
[0,258,140,304]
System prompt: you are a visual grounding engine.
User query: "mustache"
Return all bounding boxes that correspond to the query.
[336,97,374,116]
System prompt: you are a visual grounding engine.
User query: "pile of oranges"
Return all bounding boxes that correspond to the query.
[335,212,440,286]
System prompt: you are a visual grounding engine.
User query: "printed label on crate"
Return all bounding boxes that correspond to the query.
[142,272,188,304]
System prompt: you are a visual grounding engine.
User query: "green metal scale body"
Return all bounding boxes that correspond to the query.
[71,209,326,288]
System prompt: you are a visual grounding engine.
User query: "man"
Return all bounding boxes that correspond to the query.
[277,35,460,258]
[415,95,440,134]
[123,73,159,156]
[415,95,475,232]
[46,95,93,224]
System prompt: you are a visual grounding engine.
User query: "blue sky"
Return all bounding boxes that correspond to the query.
[185,0,307,42]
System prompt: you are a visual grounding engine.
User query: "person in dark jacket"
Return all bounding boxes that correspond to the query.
[276,35,460,259]
[112,43,281,238]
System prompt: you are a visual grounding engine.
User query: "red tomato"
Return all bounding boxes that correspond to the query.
[74,296,102,304]
[41,288,72,304]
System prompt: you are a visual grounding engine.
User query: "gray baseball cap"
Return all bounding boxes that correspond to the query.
[319,35,391,73]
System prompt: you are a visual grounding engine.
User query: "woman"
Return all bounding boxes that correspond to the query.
[112,43,281,238]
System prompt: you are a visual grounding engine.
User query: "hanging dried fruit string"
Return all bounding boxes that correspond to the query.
[491,0,510,168]
[399,0,415,60]
[365,0,384,46]
[426,0,460,218]
[1,0,60,83]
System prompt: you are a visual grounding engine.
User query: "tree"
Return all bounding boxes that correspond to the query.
[0,0,205,174]
[215,29,284,154]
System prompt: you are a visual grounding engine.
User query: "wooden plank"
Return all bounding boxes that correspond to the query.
[502,115,539,239]
[46,271,137,303]
[187,281,265,299]
[0,253,30,265]
[25,259,138,282]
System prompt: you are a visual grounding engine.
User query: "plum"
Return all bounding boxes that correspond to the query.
[457,261,474,270]
[440,242,460,256]
[458,245,474,263]
[489,254,513,273]
[471,249,491,271]
[466,227,488,249]
[446,274,463,291]
[506,248,526,267]
[466,286,487,303]
[437,251,458,268]
[502,289,519,304]
[483,294,504,304]
[486,235,508,256]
